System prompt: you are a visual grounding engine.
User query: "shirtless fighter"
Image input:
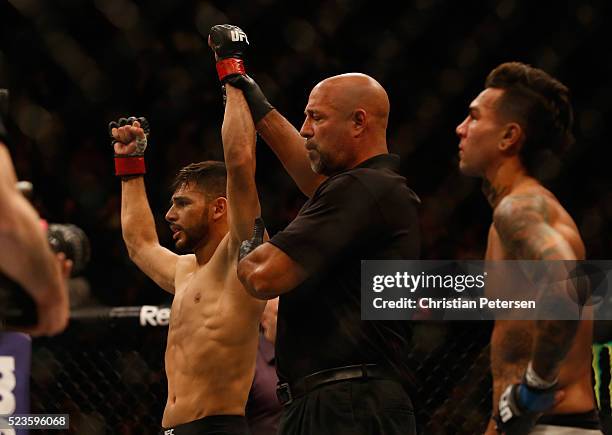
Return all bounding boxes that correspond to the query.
[110,84,265,434]
[456,62,601,434]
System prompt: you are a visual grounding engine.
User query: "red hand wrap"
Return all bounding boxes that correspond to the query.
[216,58,245,81]
[114,156,146,177]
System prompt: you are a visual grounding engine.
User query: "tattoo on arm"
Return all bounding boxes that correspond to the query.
[493,194,578,381]
[493,195,573,260]
[531,319,579,380]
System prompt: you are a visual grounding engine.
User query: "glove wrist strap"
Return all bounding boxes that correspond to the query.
[115,155,146,177]
[216,58,245,82]
[525,361,557,389]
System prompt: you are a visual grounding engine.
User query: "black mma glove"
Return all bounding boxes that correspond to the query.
[239,217,266,262]
[495,362,558,434]
[108,116,150,177]
[209,24,249,83]
[209,25,274,123]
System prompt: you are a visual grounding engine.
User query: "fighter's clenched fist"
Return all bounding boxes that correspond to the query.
[109,116,150,177]
[208,25,273,123]
[209,24,249,82]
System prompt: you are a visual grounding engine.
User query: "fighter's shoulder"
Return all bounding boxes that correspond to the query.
[510,188,584,258]
[209,233,238,273]
[174,237,233,283]
[493,188,556,226]
[175,254,197,277]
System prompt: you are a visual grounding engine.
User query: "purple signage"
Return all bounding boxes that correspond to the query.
[0,332,32,435]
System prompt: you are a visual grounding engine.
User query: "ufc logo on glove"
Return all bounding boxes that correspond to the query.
[230,29,248,43]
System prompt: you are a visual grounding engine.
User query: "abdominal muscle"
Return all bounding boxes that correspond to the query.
[161,277,262,428]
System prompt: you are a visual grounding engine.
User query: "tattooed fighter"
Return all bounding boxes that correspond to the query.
[456,62,601,434]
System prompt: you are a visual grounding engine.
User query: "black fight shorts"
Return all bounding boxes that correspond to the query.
[161,415,250,435]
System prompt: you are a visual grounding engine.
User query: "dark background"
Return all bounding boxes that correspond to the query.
[1,0,610,306]
[2,1,612,433]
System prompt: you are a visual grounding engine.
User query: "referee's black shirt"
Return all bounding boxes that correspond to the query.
[269,153,420,383]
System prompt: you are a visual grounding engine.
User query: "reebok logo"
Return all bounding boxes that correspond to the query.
[140,305,171,326]
[164,429,174,435]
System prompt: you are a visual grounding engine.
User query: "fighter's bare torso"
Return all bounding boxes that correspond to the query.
[485,183,594,433]
[162,234,264,428]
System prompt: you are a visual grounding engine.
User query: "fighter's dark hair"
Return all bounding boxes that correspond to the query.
[171,161,227,199]
[485,62,574,176]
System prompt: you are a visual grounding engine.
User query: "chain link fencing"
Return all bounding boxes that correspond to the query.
[26,307,612,434]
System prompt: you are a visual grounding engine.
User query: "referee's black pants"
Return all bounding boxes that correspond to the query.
[278,379,416,435]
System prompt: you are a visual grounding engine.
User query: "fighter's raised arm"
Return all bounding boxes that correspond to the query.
[111,117,183,294]
[209,24,326,198]
[222,85,263,249]
[209,28,264,254]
